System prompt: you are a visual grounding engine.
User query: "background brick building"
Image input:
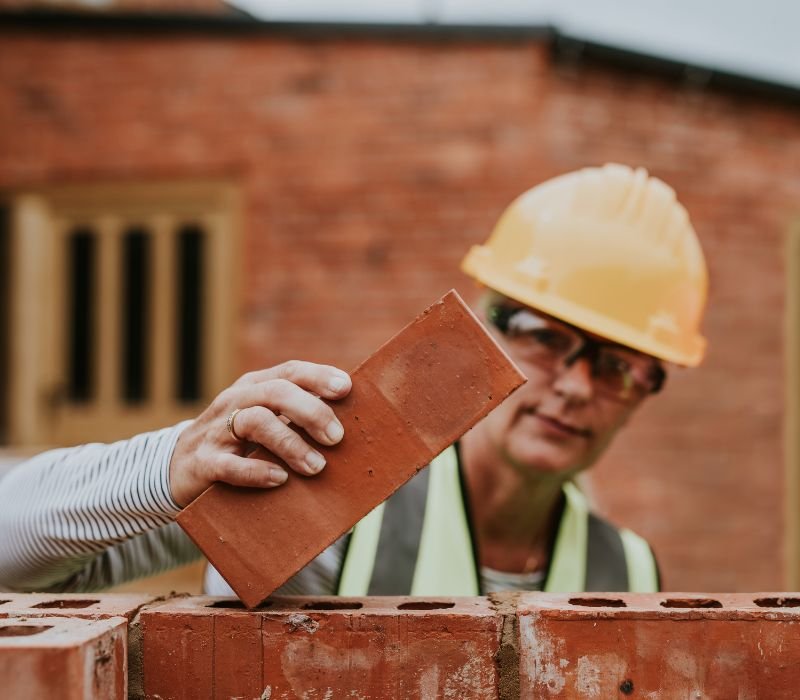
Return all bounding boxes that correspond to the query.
[1,2,799,592]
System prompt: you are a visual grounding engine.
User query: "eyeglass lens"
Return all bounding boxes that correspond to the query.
[490,306,660,398]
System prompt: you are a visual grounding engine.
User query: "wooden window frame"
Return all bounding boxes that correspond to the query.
[6,180,240,448]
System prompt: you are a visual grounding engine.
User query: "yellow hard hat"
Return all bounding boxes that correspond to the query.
[461,163,708,366]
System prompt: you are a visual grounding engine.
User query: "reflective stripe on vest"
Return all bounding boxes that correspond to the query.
[619,527,660,592]
[337,445,658,595]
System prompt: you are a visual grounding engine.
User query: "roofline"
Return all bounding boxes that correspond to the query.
[0,8,553,41]
[0,8,798,103]
[556,34,800,106]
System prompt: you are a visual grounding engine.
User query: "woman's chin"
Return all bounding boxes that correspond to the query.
[505,442,583,478]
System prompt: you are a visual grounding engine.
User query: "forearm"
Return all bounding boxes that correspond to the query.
[0,422,191,591]
[49,523,202,593]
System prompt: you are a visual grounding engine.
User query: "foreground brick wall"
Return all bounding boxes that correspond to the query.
[519,592,800,698]
[0,591,157,620]
[0,615,128,699]
[0,22,798,591]
[139,596,502,698]
[4,592,800,698]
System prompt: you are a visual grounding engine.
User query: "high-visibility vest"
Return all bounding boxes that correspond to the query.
[338,445,659,596]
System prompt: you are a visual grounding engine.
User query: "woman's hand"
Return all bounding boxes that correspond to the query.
[169,361,351,507]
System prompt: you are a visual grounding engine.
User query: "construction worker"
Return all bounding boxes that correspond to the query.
[330,163,707,595]
[0,164,706,596]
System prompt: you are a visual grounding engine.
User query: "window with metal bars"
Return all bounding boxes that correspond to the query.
[64,223,207,407]
[5,182,237,447]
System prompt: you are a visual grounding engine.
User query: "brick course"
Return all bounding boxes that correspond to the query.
[1,592,800,697]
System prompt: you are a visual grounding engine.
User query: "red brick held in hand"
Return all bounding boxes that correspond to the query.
[178,290,526,607]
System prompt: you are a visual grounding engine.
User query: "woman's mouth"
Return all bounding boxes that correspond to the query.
[531,412,591,439]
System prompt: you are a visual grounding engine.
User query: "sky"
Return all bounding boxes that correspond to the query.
[230,0,800,89]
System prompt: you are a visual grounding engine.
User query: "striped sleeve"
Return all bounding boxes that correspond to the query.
[0,421,200,592]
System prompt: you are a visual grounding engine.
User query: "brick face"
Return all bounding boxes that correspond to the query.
[518,592,800,698]
[0,592,156,620]
[138,595,502,699]
[0,24,798,592]
[0,615,127,699]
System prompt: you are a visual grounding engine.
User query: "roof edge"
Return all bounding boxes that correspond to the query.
[0,8,554,41]
[0,8,798,102]
[556,34,800,105]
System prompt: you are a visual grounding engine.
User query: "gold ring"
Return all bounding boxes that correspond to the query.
[226,408,245,442]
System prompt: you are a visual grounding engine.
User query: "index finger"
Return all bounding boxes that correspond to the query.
[234,361,351,399]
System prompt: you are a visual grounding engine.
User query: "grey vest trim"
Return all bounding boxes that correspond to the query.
[585,513,629,592]
[367,468,430,596]
[362,464,631,594]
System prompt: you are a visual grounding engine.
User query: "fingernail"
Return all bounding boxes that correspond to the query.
[325,420,344,443]
[305,451,326,474]
[271,467,288,484]
[328,373,349,393]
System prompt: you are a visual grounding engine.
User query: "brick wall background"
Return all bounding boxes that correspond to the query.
[1,18,798,591]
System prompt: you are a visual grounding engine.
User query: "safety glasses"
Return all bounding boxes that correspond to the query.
[487,304,665,402]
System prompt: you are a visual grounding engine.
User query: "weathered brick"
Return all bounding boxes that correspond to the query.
[138,595,501,699]
[518,592,800,698]
[0,592,156,620]
[140,603,215,700]
[0,615,127,699]
[178,290,525,606]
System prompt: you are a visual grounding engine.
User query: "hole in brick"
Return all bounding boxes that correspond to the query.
[568,597,627,608]
[660,598,722,609]
[301,601,363,611]
[0,625,52,638]
[206,600,273,609]
[0,601,10,606]
[32,599,99,610]
[754,597,800,608]
[397,601,456,610]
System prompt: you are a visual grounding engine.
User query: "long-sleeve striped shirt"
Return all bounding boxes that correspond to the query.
[0,423,541,596]
[0,423,194,592]
[0,422,347,596]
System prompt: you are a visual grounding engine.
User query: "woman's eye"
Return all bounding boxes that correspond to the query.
[530,329,571,351]
[598,353,630,375]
